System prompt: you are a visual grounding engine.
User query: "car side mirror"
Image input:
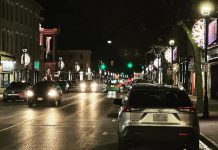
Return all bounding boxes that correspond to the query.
[114,98,122,106]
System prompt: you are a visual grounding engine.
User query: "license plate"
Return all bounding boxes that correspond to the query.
[153,114,168,122]
[8,94,18,96]
[37,97,43,101]
[111,85,114,87]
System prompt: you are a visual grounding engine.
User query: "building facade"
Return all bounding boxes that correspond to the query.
[0,0,42,93]
[56,50,92,81]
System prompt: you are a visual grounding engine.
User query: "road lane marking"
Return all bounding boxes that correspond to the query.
[102,132,117,136]
[199,140,212,150]
[0,93,108,132]
[0,99,81,132]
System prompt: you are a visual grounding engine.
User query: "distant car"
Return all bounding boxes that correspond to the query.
[114,83,199,149]
[57,80,70,93]
[105,79,120,92]
[3,81,32,102]
[26,81,62,107]
[79,80,99,92]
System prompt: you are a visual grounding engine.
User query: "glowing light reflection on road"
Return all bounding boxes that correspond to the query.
[24,109,35,120]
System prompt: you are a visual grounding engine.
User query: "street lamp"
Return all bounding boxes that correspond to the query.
[21,47,30,81]
[201,2,213,118]
[169,39,175,85]
[107,40,112,44]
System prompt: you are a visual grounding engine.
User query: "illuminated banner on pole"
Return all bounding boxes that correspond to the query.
[208,18,217,45]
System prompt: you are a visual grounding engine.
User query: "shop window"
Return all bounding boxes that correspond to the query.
[15,4,18,22]
[6,1,9,20]
[20,7,22,24]
[2,30,6,51]
[10,3,13,21]
[1,73,10,88]
[2,1,5,18]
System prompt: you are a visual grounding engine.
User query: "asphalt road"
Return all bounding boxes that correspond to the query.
[0,92,212,150]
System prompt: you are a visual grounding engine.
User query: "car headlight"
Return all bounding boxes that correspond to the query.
[66,83,69,88]
[91,82,98,91]
[26,90,34,97]
[48,89,58,97]
[80,83,86,89]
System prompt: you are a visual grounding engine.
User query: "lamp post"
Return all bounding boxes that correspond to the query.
[169,39,175,85]
[157,54,161,84]
[21,47,30,81]
[201,2,212,118]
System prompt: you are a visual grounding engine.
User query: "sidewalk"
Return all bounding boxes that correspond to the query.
[190,95,218,149]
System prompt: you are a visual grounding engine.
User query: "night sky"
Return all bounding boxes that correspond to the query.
[35,0,193,72]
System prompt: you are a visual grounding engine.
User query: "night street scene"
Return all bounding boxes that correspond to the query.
[1,0,218,150]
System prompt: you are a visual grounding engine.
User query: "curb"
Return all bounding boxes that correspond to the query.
[200,132,218,150]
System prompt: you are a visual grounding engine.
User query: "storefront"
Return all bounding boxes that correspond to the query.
[208,46,218,100]
[0,54,15,93]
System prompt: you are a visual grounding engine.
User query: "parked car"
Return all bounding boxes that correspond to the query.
[3,81,32,102]
[57,80,70,93]
[26,81,62,107]
[79,80,99,92]
[114,83,199,149]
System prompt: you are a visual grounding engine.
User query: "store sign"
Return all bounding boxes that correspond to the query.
[34,61,40,71]
[2,60,15,72]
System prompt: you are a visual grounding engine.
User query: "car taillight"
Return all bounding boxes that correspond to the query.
[178,133,188,136]
[178,106,197,113]
[121,106,131,112]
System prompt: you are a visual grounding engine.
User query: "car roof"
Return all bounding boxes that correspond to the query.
[131,83,184,91]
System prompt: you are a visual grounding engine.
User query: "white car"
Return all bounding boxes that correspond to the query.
[114,83,199,149]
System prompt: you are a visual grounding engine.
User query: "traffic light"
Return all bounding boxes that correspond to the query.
[100,63,106,70]
[127,62,133,69]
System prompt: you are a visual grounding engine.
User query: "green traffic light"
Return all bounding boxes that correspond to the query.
[127,62,133,69]
[100,63,106,70]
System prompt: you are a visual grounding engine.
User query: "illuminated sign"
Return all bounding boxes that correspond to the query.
[34,61,40,71]
[2,61,15,72]
[164,47,172,63]
[192,19,206,49]
[154,58,161,68]
[208,18,217,45]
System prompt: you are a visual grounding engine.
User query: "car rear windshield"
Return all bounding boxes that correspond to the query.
[129,89,192,108]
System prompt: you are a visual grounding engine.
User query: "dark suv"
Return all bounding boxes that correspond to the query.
[114,83,199,149]
[3,81,32,102]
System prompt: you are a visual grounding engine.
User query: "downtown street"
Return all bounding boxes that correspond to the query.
[0,87,213,150]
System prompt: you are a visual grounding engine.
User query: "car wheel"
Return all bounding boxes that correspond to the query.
[28,101,33,107]
[118,134,128,149]
[3,98,8,102]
